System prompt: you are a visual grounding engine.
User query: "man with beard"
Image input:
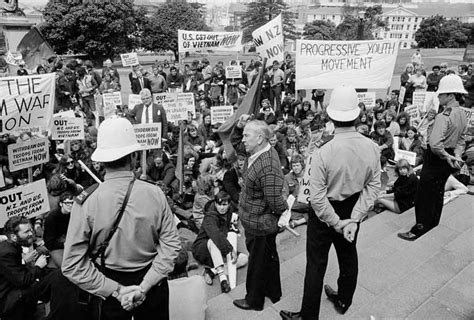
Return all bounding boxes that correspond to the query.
[0,216,80,320]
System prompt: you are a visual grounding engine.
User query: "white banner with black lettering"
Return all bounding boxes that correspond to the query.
[252,14,284,66]
[178,30,243,53]
[296,40,399,89]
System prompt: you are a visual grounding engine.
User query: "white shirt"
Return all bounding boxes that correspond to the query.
[141,103,154,124]
[248,143,271,168]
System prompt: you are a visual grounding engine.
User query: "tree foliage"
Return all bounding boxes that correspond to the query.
[142,2,209,60]
[303,20,338,40]
[241,0,298,43]
[415,15,473,48]
[40,0,145,63]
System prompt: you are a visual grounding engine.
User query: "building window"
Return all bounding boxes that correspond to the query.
[393,17,396,22]
[405,34,409,38]
[413,25,417,30]
[403,42,407,48]
[415,18,418,22]
[408,18,411,22]
[402,17,405,22]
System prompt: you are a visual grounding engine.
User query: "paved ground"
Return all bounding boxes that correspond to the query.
[203,194,474,320]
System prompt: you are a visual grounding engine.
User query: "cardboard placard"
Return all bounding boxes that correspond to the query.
[103,92,122,119]
[128,94,142,111]
[153,92,195,122]
[460,107,474,128]
[51,117,84,140]
[404,104,420,125]
[357,92,376,109]
[0,74,55,134]
[8,137,49,172]
[252,14,284,67]
[120,53,139,67]
[394,149,417,166]
[210,106,233,124]
[0,179,50,226]
[225,66,242,79]
[296,40,399,89]
[133,123,162,150]
[398,86,406,104]
[297,131,324,204]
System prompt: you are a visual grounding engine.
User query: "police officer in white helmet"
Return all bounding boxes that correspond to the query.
[62,117,181,319]
[398,74,468,241]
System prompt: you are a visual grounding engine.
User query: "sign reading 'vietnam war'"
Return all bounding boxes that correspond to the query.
[296,40,399,89]
[0,74,55,133]
[178,30,243,53]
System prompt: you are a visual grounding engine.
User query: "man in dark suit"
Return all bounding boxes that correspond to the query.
[0,216,80,320]
[131,70,151,94]
[127,89,168,138]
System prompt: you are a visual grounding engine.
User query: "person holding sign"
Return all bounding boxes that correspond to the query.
[268,61,285,112]
[398,75,468,241]
[62,117,181,319]
[281,85,381,320]
[128,89,168,138]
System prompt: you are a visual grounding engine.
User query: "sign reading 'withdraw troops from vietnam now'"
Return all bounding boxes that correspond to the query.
[178,30,243,53]
[296,40,399,89]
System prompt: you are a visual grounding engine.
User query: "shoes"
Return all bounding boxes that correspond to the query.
[397,231,419,241]
[220,279,231,293]
[266,295,280,304]
[279,310,302,319]
[233,298,263,311]
[324,285,349,315]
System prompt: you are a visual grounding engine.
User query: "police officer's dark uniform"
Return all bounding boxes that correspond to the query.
[398,74,468,241]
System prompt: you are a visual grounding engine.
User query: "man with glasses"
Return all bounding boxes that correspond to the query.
[44,192,75,268]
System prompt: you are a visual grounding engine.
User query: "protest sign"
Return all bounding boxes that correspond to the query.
[460,107,474,135]
[0,167,5,188]
[120,53,139,67]
[128,94,142,111]
[297,131,324,204]
[103,92,122,119]
[357,92,376,109]
[51,117,84,140]
[252,14,284,66]
[404,104,420,125]
[0,74,55,134]
[295,40,399,89]
[210,106,233,124]
[412,91,438,114]
[395,149,417,166]
[177,92,196,117]
[398,86,406,105]
[5,51,22,65]
[225,66,242,79]
[8,137,49,172]
[153,92,195,122]
[178,30,243,53]
[0,179,50,226]
[133,123,162,150]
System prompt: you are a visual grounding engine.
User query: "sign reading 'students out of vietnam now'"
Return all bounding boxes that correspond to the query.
[296,40,399,90]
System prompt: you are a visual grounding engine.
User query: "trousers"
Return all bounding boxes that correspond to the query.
[300,193,360,320]
[244,231,281,308]
[91,266,169,320]
[411,146,454,236]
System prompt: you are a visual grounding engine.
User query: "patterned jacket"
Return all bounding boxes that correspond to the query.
[239,147,288,236]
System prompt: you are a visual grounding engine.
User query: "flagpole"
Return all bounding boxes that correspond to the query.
[177,122,184,194]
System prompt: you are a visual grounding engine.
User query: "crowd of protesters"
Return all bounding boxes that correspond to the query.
[0,50,473,319]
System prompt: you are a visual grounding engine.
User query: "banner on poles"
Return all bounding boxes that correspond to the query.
[178,30,243,53]
[128,94,142,111]
[295,40,399,90]
[252,14,284,66]
[395,149,417,166]
[0,74,55,134]
[120,53,139,67]
[153,92,195,122]
[357,92,376,109]
[8,137,49,172]
[211,106,233,124]
[225,66,242,79]
[133,123,162,150]
[51,117,85,140]
[0,179,50,226]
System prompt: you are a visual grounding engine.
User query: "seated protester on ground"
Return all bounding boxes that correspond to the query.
[145,150,178,193]
[274,117,288,138]
[198,111,212,142]
[197,90,212,110]
[0,216,79,320]
[43,192,74,267]
[396,112,411,137]
[191,191,247,293]
[297,120,313,147]
[166,125,181,154]
[184,149,200,180]
[370,120,395,168]
[295,100,311,123]
[52,154,84,190]
[386,100,399,113]
[222,152,245,205]
[417,108,437,148]
[282,154,310,228]
[184,111,199,129]
[199,150,227,183]
[355,111,373,130]
[358,102,366,113]
[191,174,215,230]
[277,96,295,121]
[462,148,474,185]
[70,139,92,164]
[282,127,300,158]
[373,107,385,123]
[385,90,400,109]
[374,98,385,110]
[270,133,290,173]
[374,159,418,214]
[398,126,424,166]
[184,124,205,153]
[444,174,469,198]
[356,123,370,137]
[80,161,105,188]
[384,109,401,137]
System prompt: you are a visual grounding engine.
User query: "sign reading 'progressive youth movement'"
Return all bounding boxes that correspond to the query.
[252,14,284,66]
[8,137,49,172]
[0,179,50,226]
[0,74,55,133]
[51,117,85,140]
[296,40,399,89]
[178,30,243,53]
